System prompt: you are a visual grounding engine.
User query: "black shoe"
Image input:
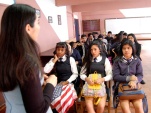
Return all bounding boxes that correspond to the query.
[140,80,145,84]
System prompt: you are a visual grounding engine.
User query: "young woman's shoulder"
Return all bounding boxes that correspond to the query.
[133,56,141,62]
[136,42,141,46]
[113,56,121,63]
[69,56,75,61]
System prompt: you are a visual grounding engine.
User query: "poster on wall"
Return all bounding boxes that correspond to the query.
[48,16,53,23]
[58,15,61,25]
[82,20,100,32]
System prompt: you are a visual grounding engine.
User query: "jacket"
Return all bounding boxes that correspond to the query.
[113,57,143,83]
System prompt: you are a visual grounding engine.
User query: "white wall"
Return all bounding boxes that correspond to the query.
[36,0,69,42]
[105,17,151,34]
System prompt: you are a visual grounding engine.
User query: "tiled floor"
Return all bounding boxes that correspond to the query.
[0,40,151,113]
[69,40,151,113]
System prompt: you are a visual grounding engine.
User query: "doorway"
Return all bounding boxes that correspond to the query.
[74,19,80,41]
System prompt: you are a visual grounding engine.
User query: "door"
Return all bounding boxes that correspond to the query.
[74,19,80,41]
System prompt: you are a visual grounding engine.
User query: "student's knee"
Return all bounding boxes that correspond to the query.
[85,99,95,113]
[85,97,94,108]
[97,104,105,110]
[86,102,93,108]
[132,99,144,112]
[120,100,131,113]
[98,100,106,109]
[97,97,106,110]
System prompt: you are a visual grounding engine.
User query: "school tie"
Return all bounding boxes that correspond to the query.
[94,58,97,62]
[123,57,132,64]
[127,59,132,65]
[59,58,63,62]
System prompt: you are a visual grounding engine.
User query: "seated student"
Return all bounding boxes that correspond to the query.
[105,31,113,43]
[102,39,108,54]
[80,41,112,113]
[69,41,82,95]
[86,33,94,46]
[92,32,99,40]
[75,41,83,58]
[76,35,88,60]
[127,33,141,60]
[98,34,104,40]
[123,32,128,39]
[44,42,78,112]
[110,32,124,63]
[69,41,82,66]
[113,39,144,113]
[127,33,145,84]
[94,39,108,57]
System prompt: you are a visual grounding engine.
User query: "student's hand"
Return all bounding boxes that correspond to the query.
[46,74,57,87]
[85,77,94,85]
[53,54,59,63]
[94,78,105,84]
[128,81,137,89]
[60,81,69,86]
[43,74,49,86]
[130,75,138,81]
[75,61,78,64]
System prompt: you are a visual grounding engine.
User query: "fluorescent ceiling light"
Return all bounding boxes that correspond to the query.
[120,7,151,17]
[0,0,14,5]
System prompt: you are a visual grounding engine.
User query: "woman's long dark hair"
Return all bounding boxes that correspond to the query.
[83,41,103,75]
[119,39,136,58]
[112,32,123,43]
[0,4,42,91]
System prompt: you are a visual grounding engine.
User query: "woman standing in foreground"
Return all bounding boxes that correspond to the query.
[0,4,57,113]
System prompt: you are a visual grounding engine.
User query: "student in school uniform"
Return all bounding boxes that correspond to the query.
[44,42,78,84]
[69,41,82,66]
[44,42,78,113]
[80,41,112,113]
[113,39,144,113]
[127,33,145,84]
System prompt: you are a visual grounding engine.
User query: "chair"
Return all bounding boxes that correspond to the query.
[0,104,5,113]
[112,82,119,113]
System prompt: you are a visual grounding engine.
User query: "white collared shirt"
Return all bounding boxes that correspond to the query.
[44,55,78,83]
[80,55,112,81]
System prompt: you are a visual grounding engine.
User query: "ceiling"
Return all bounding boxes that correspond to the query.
[55,0,151,16]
